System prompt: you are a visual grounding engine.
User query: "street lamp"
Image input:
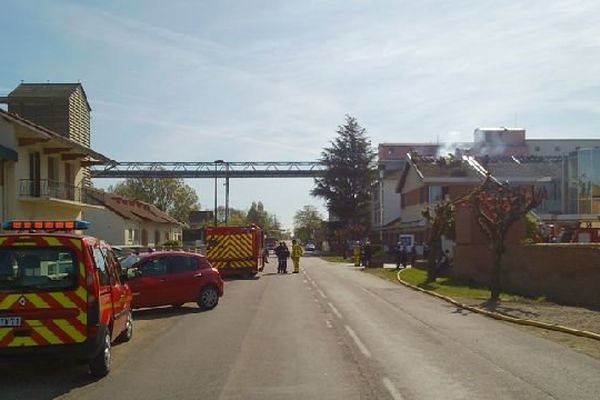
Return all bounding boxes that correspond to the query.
[214,160,224,226]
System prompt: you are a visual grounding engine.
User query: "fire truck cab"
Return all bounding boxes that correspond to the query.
[205,224,264,278]
[0,220,133,378]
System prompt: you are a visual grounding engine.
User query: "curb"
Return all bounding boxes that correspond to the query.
[395,271,600,342]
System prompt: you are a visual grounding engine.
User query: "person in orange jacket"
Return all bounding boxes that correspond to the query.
[291,239,304,273]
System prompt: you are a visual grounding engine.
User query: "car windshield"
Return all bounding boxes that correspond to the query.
[120,254,141,269]
[0,247,78,292]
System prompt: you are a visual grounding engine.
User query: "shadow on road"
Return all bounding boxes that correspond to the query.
[133,305,204,321]
[0,350,129,400]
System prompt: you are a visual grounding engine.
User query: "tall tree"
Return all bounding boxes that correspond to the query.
[468,177,544,302]
[216,206,247,225]
[110,177,199,223]
[311,115,376,228]
[293,205,324,242]
[246,201,281,233]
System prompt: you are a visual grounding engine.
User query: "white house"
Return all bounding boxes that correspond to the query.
[84,190,182,246]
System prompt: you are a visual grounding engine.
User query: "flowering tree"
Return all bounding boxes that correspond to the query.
[469,177,544,302]
[421,200,455,282]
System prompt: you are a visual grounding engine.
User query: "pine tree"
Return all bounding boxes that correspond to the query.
[311,115,376,228]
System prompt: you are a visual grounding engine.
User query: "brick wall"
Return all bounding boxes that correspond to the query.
[453,205,600,307]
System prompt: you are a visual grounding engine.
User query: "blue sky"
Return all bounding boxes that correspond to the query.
[2,1,600,229]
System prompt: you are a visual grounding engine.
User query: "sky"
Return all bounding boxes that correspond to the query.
[2,0,600,229]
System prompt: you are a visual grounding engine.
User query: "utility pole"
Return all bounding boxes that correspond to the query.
[213,159,224,226]
[225,162,230,224]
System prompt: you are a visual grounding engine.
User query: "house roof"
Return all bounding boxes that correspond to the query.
[87,190,182,225]
[6,83,91,111]
[0,108,111,163]
[481,156,562,182]
[396,153,561,193]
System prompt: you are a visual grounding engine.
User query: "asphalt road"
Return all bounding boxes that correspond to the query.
[1,255,599,399]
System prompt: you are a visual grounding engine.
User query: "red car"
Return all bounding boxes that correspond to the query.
[123,251,223,310]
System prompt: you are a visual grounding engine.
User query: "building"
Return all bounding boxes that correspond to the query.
[373,128,600,242]
[1,83,94,185]
[372,143,439,242]
[472,127,529,156]
[394,153,481,246]
[0,108,109,222]
[84,190,182,246]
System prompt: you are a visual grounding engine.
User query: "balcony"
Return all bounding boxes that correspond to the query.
[19,179,101,206]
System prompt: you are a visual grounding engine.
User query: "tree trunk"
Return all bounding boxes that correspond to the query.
[490,245,503,302]
[426,239,441,283]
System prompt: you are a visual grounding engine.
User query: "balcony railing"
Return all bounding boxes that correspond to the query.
[19,179,101,206]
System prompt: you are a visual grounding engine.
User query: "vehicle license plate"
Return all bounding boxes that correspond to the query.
[0,317,22,327]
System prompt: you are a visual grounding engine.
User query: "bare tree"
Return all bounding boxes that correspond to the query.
[468,177,544,302]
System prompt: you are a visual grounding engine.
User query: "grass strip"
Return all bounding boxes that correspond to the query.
[366,267,515,301]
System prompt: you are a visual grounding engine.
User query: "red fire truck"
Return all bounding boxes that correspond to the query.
[204,225,264,278]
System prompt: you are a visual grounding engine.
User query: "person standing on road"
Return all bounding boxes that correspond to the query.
[291,239,303,273]
[275,242,289,273]
[261,247,269,271]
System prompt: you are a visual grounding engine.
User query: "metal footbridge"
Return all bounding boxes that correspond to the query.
[90,161,325,179]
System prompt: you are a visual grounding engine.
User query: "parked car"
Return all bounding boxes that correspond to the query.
[304,241,316,251]
[0,220,133,378]
[124,251,223,310]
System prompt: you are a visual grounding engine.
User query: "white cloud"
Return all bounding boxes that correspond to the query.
[14,0,600,227]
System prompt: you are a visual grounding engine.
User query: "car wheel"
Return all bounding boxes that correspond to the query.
[197,286,219,310]
[89,331,112,378]
[116,312,133,343]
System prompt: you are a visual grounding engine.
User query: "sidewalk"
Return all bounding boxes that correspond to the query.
[367,263,600,359]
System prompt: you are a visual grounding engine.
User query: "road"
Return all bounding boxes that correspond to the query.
[1,255,599,399]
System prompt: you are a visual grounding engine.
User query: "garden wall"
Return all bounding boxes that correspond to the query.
[452,205,600,307]
[453,244,600,307]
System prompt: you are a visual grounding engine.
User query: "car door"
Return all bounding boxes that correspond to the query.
[103,246,128,339]
[165,255,201,304]
[128,256,169,308]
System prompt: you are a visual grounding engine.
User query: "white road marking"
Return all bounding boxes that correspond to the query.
[382,377,406,400]
[328,302,343,319]
[325,320,333,328]
[318,289,327,299]
[345,325,371,358]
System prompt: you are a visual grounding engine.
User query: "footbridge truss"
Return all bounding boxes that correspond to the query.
[90,161,326,179]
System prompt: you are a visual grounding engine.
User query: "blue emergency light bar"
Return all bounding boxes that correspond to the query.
[2,220,91,231]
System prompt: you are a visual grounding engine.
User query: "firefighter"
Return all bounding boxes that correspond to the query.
[291,239,304,273]
[275,242,289,273]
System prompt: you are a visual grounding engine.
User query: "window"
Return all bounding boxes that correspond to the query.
[139,257,168,276]
[47,156,58,182]
[554,146,561,152]
[92,247,109,285]
[534,146,540,152]
[104,248,122,284]
[169,256,198,273]
[0,247,77,291]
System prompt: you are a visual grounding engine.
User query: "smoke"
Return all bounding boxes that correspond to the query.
[435,131,469,158]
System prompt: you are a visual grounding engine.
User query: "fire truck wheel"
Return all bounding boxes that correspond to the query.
[197,286,219,310]
[117,312,133,343]
[89,331,112,378]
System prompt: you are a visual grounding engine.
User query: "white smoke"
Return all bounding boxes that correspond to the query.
[435,131,469,158]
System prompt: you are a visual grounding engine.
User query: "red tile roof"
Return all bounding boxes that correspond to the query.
[87,190,181,225]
